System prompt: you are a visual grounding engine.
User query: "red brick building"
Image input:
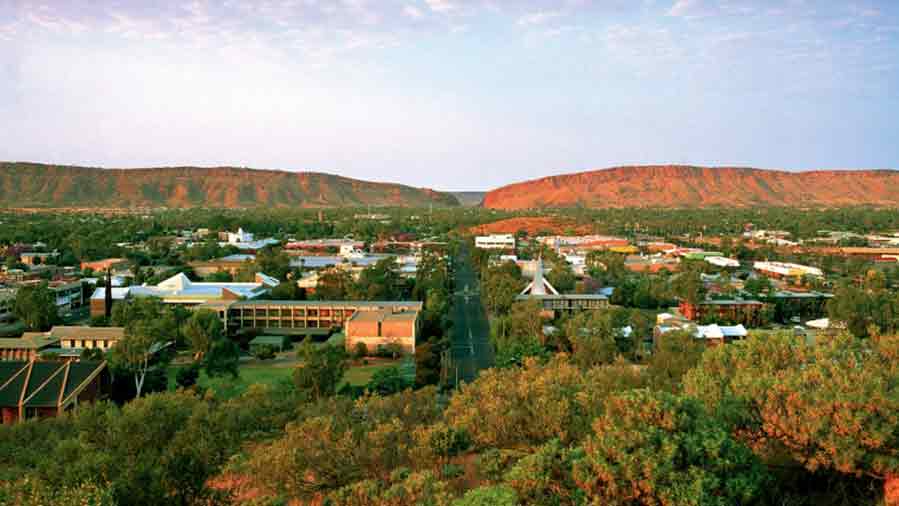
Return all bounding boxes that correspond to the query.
[345,308,419,355]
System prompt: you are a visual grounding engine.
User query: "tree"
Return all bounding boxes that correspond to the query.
[367,365,412,396]
[180,309,224,360]
[13,282,58,331]
[317,268,356,300]
[356,257,403,300]
[645,329,705,392]
[573,389,768,506]
[685,333,899,504]
[204,338,240,378]
[293,341,347,400]
[104,269,113,318]
[414,341,441,387]
[269,280,307,300]
[255,247,292,281]
[562,310,619,369]
[111,297,176,398]
[670,268,707,304]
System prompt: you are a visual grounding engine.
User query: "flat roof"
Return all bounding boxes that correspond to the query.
[348,309,419,322]
[229,300,423,309]
[517,294,608,301]
[49,326,124,341]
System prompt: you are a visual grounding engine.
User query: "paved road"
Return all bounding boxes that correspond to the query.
[448,244,494,386]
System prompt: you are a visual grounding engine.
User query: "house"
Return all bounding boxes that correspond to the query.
[345,307,419,355]
[0,334,60,361]
[0,360,108,424]
[475,234,516,250]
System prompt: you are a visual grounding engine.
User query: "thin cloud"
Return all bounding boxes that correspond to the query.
[518,10,565,27]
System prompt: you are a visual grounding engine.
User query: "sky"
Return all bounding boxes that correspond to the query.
[0,0,897,191]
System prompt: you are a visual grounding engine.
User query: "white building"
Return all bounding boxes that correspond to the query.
[475,234,516,250]
[705,256,740,268]
[221,228,279,251]
[754,261,823,278]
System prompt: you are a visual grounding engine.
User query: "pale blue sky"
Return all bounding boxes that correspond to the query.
[0,0,897,190]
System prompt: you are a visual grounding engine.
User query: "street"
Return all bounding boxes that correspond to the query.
[448,243,494,386]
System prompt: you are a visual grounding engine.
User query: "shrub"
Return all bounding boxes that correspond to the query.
[175,363,200,389]
[252,344,277,360]
[354,341,368,359]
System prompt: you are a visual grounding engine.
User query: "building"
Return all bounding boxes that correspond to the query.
[205,300,423,338]
[762,290,833,324]
[285,238,365,252]
[0,360,108,424]
[475,234,516,250]
[705,256,740,268]
[679,299,768,326]
[754,261,823,279]
[219,228,279,252]
[517,258,609,316]
[345,307,419,355]
[189,254,256,277]
[89,287,131,318]
[623,255,681,273]
[51,326,124,351]
[654,313,748,347]
[0,334,59,361]
[20,251,59,266]
[89,272,279,317]
[80,258,129,273]
[538,235,630,252]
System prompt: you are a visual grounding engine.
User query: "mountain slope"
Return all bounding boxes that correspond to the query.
[0,163,459,208]
[449,191,487,207]
[482,165,899,209]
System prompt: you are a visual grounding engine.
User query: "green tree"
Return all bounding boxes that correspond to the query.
[645,330,705,393]
[13,282,58,331]
[111,298,176,398]
[685,332,899,503]
[573,389,768,506]
[367,366,413,396]
[180,309,223,360]
[293,341,347,400]
[204,337,240,378]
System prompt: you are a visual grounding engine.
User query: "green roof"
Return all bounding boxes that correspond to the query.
[0,360,107,410]
[249,335,289,346]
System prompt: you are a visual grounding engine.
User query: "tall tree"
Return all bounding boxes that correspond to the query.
[13,282,58,331]
[180,309,223,360]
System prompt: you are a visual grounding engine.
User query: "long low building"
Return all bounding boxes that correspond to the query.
[754,261,823,279]
[202,300,423,339]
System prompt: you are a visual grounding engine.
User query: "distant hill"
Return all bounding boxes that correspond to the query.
[482,165,899,209]
[0,163,459,208]
[450,191,486,207]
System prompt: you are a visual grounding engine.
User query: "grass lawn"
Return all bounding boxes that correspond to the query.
[169,352,404,399]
